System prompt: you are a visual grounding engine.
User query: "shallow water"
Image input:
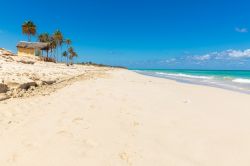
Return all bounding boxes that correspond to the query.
[133,69,250,94]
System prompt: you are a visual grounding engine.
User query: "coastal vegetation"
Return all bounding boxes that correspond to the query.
[22,21,36,42]
[79,61,127,69]
[22,20,78,64]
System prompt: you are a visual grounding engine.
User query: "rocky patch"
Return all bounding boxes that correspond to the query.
[0,51,111,101]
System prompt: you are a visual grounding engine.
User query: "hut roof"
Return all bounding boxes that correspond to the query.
[17,41,48,50]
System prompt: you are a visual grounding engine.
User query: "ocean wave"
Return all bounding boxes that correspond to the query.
[134,70,250,94]
[155,72,214,79]
[232,78,250,84]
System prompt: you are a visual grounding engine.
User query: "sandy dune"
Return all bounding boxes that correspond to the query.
[0,69,250,166]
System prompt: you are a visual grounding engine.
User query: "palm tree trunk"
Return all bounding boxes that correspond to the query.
[60,46,63,62]
[54,50,56,62]
[66,45,69,65]
[56,47,58,62]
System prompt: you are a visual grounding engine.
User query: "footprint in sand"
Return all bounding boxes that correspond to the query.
[85,97,92,101]
[133,121,140,127]
[78,139,99,157]
[119,152,132,166]
[183,99,191,104]
[21,139,35,149]
[82,122,91,129]
[71,118,90,129]
[82,139,99,148]
[7,153,18,163]
[72,117,84,123]
[56,130,73,137]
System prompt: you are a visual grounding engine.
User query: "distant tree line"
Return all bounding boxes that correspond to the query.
[79,61,127,69]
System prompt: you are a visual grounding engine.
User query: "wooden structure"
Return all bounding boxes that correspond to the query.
[17,41,48,57]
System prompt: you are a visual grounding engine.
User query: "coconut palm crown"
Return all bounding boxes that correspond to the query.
[53,30,64,46]
[22,21,37,42]
[68,46,78,64]
[38,33,51,57]
[53,30,64,61]
[65,39,72,47]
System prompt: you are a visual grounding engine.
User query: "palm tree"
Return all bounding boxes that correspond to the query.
[68,47,74,64]
[22,21,37,42]
[62,51,69,65]
[38,33,50,57]
[64,39,72,63]
[65,39,72,48]
[68,47,78,64]
[53,30,64,62]
[73,51,78,59]
[49,36,57,60]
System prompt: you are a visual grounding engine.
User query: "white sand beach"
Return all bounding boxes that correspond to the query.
[0,69,250,166]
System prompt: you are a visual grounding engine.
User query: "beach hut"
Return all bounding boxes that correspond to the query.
[17,41,48,57]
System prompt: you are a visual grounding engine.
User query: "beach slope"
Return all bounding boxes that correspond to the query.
[0,69,250,166]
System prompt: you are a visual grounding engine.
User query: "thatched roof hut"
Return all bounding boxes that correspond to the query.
[17,41,49,50]
[17,41,49,57]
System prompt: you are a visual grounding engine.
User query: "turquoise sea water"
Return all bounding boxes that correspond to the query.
[133,69,250,94]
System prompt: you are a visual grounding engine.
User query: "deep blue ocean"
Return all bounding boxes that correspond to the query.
[133,69,250,94]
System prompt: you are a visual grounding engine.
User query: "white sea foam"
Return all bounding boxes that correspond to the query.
[135,70,250,94]
[232,78,250,84]
[155,72,213,79]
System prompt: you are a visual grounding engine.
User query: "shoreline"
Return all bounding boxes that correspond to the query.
[0,69,250,165]
[134,70,250,95]
[2,68,249,103]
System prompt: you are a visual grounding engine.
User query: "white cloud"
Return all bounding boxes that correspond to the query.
[193,54,211,61]
[159,49,250,67]
[235,27,248,33]
[163,58,176,63]
[227,49,250,58]
[191,49,250,61]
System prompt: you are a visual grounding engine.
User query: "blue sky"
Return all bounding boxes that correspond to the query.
[1,0,250,69]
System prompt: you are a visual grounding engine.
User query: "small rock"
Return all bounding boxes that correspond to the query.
[0,83,8,93]
[41,79,56,85]
[29,86,36,91]
[35,80,43,86]
[19,82,37,90]
[6,80,37,90]
[0,93,10,101]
